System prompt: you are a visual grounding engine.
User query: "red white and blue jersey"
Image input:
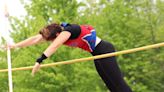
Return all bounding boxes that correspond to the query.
[62,23,96,52]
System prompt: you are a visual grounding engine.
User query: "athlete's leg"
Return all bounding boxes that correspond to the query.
[92,40,132,92]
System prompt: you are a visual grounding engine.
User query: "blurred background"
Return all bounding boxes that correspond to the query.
[0,0,164,92]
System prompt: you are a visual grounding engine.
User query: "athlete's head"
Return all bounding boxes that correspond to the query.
[39,23,62,41]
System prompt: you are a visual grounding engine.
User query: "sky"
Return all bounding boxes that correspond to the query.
[0,0,26,18]
[0,0,26,44]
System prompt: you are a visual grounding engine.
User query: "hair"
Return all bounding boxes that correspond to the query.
[39,23,62,41]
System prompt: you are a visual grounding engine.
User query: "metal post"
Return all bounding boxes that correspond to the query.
[4,1,13,92]
[7,45,13,92]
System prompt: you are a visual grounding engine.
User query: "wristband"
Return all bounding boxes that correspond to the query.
[36,54,47,64]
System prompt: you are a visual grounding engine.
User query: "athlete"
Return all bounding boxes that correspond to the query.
[9,23,132,92]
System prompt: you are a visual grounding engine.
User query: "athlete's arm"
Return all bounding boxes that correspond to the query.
[44,31,71,57]
[9,34,44,48]
[32,31,71,76]
[35,31,71,63]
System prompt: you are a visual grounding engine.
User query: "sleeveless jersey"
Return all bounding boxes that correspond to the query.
[62,23,96,52]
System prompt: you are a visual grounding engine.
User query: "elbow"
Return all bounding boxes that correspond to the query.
[33,39,40,44]
[31,36,42,44]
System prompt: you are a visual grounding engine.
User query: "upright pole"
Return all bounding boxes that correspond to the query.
[4,1,13,92]
[7,45,13,92]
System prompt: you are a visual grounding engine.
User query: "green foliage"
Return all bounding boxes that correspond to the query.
[0,0,163,92]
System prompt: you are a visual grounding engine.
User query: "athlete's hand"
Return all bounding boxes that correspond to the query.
[8,44,17,49]
[0,45,6,50]
[0,44,16,50]
[32,62,40,76]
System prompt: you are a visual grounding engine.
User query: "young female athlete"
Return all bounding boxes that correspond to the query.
[9,23,132,92]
